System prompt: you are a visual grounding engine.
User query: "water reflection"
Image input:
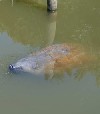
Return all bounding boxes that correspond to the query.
[46,12,57,45]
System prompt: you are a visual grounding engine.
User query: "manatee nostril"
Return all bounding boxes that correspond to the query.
[9,64,14,70]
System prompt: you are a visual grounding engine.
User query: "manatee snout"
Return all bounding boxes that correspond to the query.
[9,64,23,73]
[9,64,14,71]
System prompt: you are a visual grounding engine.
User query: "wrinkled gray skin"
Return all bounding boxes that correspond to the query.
[9,44,70,75]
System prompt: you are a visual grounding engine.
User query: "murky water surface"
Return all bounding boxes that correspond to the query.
[0,0,100,114]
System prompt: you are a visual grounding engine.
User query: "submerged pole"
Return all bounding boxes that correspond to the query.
[47,12,57,45]
[47,0,57,12]
[12,0,13,6]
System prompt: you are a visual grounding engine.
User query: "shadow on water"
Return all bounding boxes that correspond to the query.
[0,0,100,86]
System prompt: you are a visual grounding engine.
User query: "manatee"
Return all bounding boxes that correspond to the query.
[9,44,71,75]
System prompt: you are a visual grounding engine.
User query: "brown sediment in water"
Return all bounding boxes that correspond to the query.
[43,43,97,77]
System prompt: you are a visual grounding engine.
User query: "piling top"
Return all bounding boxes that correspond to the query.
[47,0,57,12]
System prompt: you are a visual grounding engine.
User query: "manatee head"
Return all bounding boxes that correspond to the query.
[9,57,39,74]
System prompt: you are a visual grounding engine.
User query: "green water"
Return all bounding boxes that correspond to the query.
[0,0,100,114]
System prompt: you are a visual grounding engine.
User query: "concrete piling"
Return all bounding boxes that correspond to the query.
[47,0,57,12]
